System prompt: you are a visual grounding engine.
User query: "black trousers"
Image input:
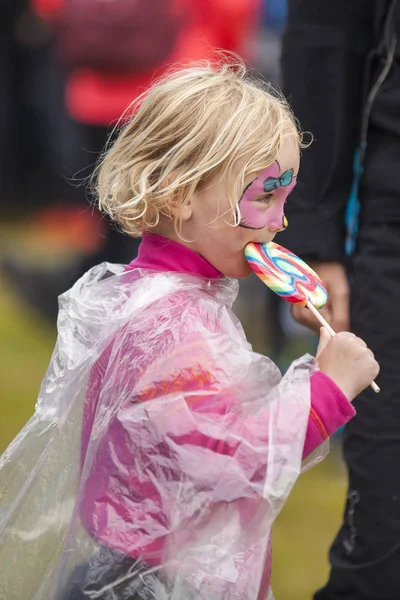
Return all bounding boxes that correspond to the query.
[315,137,400,598]
[60,546,169,600]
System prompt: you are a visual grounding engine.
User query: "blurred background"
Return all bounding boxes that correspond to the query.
[0,1,346,598]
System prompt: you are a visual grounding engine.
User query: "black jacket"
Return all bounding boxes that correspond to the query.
[278,0,400,261]
[0,1,27,33]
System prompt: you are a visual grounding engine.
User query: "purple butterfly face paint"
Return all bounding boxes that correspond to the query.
[239,161,297,230]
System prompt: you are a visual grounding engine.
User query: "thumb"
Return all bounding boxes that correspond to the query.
[316,327,332,358]
[330,286,350,332]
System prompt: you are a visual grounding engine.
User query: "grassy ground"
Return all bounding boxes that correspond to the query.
[0,278,55,448]
[0,263,347,600]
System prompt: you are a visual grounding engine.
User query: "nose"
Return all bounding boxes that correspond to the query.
[269,215,288,233]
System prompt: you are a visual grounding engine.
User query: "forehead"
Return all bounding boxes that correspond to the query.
[277,136,300,176]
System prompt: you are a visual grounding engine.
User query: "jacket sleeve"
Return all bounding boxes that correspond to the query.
[30,0,63,20]
[138,333,354,502]
[158,371,354,464]
[277,0,375,261]
[305,371,354,456]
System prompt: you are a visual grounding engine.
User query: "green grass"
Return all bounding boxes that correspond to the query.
[0,273,347,600]
[0,277,55,449]
[272,455,346,598]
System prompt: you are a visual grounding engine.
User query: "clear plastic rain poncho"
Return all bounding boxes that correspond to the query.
[0,263,326,600]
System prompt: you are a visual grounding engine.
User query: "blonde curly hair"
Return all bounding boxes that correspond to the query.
[95,55,303,237]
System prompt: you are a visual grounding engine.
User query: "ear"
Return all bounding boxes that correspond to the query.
[163,170,194,222]
[169,197,193,221]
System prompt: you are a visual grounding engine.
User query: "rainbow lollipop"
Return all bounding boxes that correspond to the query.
[245,241,380,393]
[245,241,327,309]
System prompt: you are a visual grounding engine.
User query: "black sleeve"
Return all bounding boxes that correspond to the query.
[277,0,376,261]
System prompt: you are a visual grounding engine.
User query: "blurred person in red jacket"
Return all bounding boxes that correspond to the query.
[5,0,261,323]
[33,0,260,126]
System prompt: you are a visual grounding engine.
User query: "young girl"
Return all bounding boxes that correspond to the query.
[0,59,378,600]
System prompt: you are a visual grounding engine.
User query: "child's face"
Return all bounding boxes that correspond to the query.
[184,137,300,278]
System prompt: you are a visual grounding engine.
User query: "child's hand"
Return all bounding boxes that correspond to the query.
[316,328,380,402]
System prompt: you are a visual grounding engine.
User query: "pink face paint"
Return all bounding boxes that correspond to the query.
[239,161,297,230]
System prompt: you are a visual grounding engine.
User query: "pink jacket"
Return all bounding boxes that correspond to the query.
[79,234,355,598]
[124,235,354,454]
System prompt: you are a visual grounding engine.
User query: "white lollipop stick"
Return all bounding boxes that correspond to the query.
[304,298,380,394]
[306,300,336,337]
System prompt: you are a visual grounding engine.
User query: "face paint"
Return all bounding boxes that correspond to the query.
[239,162,296,230]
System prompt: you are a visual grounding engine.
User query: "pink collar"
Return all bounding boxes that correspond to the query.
[125,233,222,279]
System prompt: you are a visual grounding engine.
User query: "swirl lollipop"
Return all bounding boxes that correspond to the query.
[245,242,380,393]
[245,241,327,309]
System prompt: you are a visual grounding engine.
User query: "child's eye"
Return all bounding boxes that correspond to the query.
[256,193,274,204]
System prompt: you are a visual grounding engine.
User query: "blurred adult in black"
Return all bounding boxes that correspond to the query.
[0,1,64,213]
[279,1,400,598]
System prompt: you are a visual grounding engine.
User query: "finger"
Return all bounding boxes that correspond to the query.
[335,331,356,340]
[291,304,318,330]
[330,288,350,332]
[372,360,380,378]
[316,327,332,358]
[292,303,331,334]
[355,337,367,348]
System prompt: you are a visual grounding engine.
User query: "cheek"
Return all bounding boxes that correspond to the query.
[238,177,266,229]
[240,198,269,229]
[240,193,288,230]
